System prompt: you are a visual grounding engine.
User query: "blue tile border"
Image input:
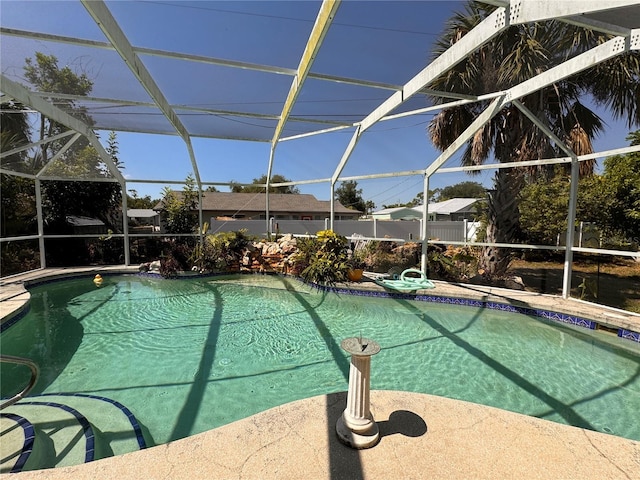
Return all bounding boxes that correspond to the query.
[40,393,147,449]
[618,329,640,343]
[312,282,612,336]
[0,304,30,334]
[20,401,95,463]
[0,412,35,473]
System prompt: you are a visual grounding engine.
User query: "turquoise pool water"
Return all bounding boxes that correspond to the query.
[2,274,639,445]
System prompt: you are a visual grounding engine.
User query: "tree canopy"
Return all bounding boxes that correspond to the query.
[1,52,124,234]
[159,175,199,234]
[432,181,486,202]
[335,180,366,213]
[24,52,94,171]
[583,132,640,242]
[519,133,640,247]
[230,174,300,194]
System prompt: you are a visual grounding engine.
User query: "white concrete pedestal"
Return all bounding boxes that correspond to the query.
[336,337,380,449]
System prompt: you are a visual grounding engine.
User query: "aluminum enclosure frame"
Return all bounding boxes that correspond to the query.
[1,0,639,302]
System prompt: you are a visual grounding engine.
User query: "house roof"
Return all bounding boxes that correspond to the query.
[371,206,422,219]
[127,209,159,218]
[413,198,482,215]
[66,215,105,226]
[156,192,361,215]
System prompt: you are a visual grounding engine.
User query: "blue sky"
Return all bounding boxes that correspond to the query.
[1,1,636,208]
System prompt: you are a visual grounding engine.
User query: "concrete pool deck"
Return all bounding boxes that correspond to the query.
[2,266,640,479]
[8,390,640,480]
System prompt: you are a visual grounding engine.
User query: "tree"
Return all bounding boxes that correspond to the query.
[518,170,571,245]
[432,181,486,202]
[230,174,300,194]
[0,100,31,172]
[40,131,123,232]
[335,180,366,213]
[427,2,639,278]
[127,190,158,209]
[10,53,126,233]
[159,175,199,234]
[23,52,93,171]
[364,200,376,216]
[519,132,640,247]
[583,131,640,242]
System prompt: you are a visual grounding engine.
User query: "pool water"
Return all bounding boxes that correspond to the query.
[2,274,639,445]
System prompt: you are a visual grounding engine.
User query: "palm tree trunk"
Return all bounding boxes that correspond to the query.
[479,168,522,278]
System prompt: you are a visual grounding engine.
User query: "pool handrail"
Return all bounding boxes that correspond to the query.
[0,355,39,410]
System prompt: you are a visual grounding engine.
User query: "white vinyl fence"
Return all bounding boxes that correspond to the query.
[207,218,480,243]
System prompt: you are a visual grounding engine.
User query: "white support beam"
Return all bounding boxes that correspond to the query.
[424,96,506,177]
[511,99,576,158]
[271,0,341,145]
[328,7,509,199]
[1,27,401,93]
[36,133,83,178]
[80,0,202,187]
[381,91,507,122]
[360,7,508,132]
[331,126,361,185]
[507,35,634,102]
[0,169,35,179]
[513,99,579,299]
[435,144,640,175]
[561,16,632,37]
[266,145,276,235]
[562,157,580,298]
[0,75,124,183]
[420,174,430,274]
[424,32,635,178]
[35,179,46,269]
[509,0,639,25]
[280,124,356,142]
[0,130,76,160]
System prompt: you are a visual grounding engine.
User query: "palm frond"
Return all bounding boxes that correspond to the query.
[428,107,475,150]
[471,123,492,164]
[587,52,640,128]
[498,25,551,87]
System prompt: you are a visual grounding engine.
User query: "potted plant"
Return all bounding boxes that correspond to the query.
[347,250,367,282]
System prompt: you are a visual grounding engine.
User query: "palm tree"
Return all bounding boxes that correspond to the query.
[0,101,31,172]
[427,2,640,279]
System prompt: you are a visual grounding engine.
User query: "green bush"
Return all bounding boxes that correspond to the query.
[299,230,350,285]
[190,229,254,273]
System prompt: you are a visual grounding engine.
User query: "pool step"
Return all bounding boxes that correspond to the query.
[0,394,146,473]
[0,413,35,473]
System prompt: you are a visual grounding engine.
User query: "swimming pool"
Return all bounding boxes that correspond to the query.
[2,273,639,448]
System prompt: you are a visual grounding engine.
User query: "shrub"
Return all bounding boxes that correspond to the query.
[190,229,254,273]
[299,230,350,285]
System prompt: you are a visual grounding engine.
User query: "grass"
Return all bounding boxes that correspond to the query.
[510,255,640,313]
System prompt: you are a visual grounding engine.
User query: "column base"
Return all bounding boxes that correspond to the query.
[335,415,380,449]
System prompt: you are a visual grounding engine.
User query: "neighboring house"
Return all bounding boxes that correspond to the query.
[372,198,483,222]
[370,206,423,221]
[416,198,483,221]
[155,192,361,223]
[127,209,161,232]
